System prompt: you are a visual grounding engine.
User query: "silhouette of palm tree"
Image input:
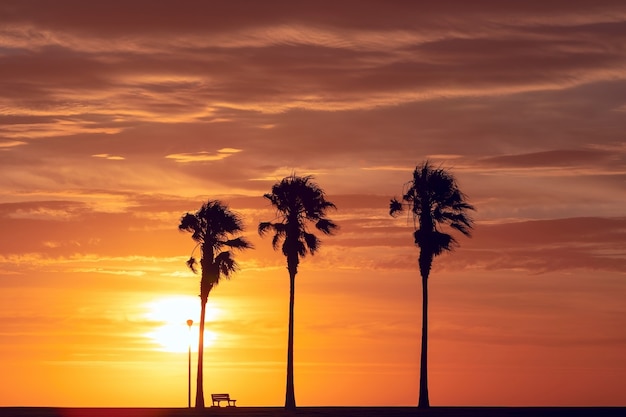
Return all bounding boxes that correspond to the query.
[390,161,474,408]
[179,200,252,409]
[259,174,338,410]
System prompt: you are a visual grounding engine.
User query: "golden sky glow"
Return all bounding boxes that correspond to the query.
[0,0,625,408]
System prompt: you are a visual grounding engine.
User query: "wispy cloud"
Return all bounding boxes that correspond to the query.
[0,140,26,149]
[92,153,125,160]
[165,148,242,163]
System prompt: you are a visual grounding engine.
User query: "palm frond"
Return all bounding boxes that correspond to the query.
[449,221,472,236]
[258,221,274,236]
[225,236,253,250]
[179,199,251,284]
[215,251,237,277]
[442,211,474,236]
[295,240,307,257]
[414,229,457,253]
[272,233,283,251]
[389,198,404,216]
[432,231,457,255]
[179,213,198,232]
[394,161,475,259]
[186,256,198,274]
[260,174,337,268]
[315,218,338,235]
[179,213,203,242]
[303,232,320,254]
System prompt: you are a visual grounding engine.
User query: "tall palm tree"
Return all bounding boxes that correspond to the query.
[258,174,338,410]
[179,200,252,409]
[390,161,475,408]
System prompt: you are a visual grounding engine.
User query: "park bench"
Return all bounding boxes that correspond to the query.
[211,393,237,407]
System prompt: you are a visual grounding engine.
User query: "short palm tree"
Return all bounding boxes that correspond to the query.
[390,161,475,408]
[179,200,252,409]
[259,174,338,410]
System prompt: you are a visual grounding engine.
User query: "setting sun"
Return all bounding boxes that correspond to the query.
[143,296,221,353]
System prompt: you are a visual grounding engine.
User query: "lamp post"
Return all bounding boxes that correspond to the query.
[186,319,193,408]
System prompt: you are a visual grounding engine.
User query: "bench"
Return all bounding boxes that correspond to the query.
[211,393,237,407]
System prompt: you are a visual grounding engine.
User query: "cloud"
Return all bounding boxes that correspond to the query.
[0,140,26,149]
[73,268,146,277]
[479,148,620,169]
[92,153,125,160]
[165,148,242,163]
[442,217,626,274]
[0,200,89,220]
[1,1,625,142]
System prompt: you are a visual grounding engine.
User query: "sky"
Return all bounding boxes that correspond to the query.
[1,0,625,408]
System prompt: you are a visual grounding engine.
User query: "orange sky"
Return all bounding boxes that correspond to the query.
[1,0,625,407]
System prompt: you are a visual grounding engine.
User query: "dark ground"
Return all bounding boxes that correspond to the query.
[1,407,625,417]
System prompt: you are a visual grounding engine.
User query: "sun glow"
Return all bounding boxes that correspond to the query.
[143,296,221,353]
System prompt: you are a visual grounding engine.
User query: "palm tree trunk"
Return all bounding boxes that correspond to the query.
[418,273,430,408]
[418,250,431,408]
[195,297,206,409]
[285,269,297,410]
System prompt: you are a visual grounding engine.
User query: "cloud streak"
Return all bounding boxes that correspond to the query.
[165,148,242,163]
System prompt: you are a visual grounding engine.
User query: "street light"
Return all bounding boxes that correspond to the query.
[186,319,193,408]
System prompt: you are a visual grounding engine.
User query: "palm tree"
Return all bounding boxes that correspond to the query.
[389,161,475,408]
[258,174,338,410]
[179,200,252,409]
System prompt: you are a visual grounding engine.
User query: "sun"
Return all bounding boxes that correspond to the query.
[143,295,221,353]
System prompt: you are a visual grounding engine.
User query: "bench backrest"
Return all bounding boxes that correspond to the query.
[212,394,230,399]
